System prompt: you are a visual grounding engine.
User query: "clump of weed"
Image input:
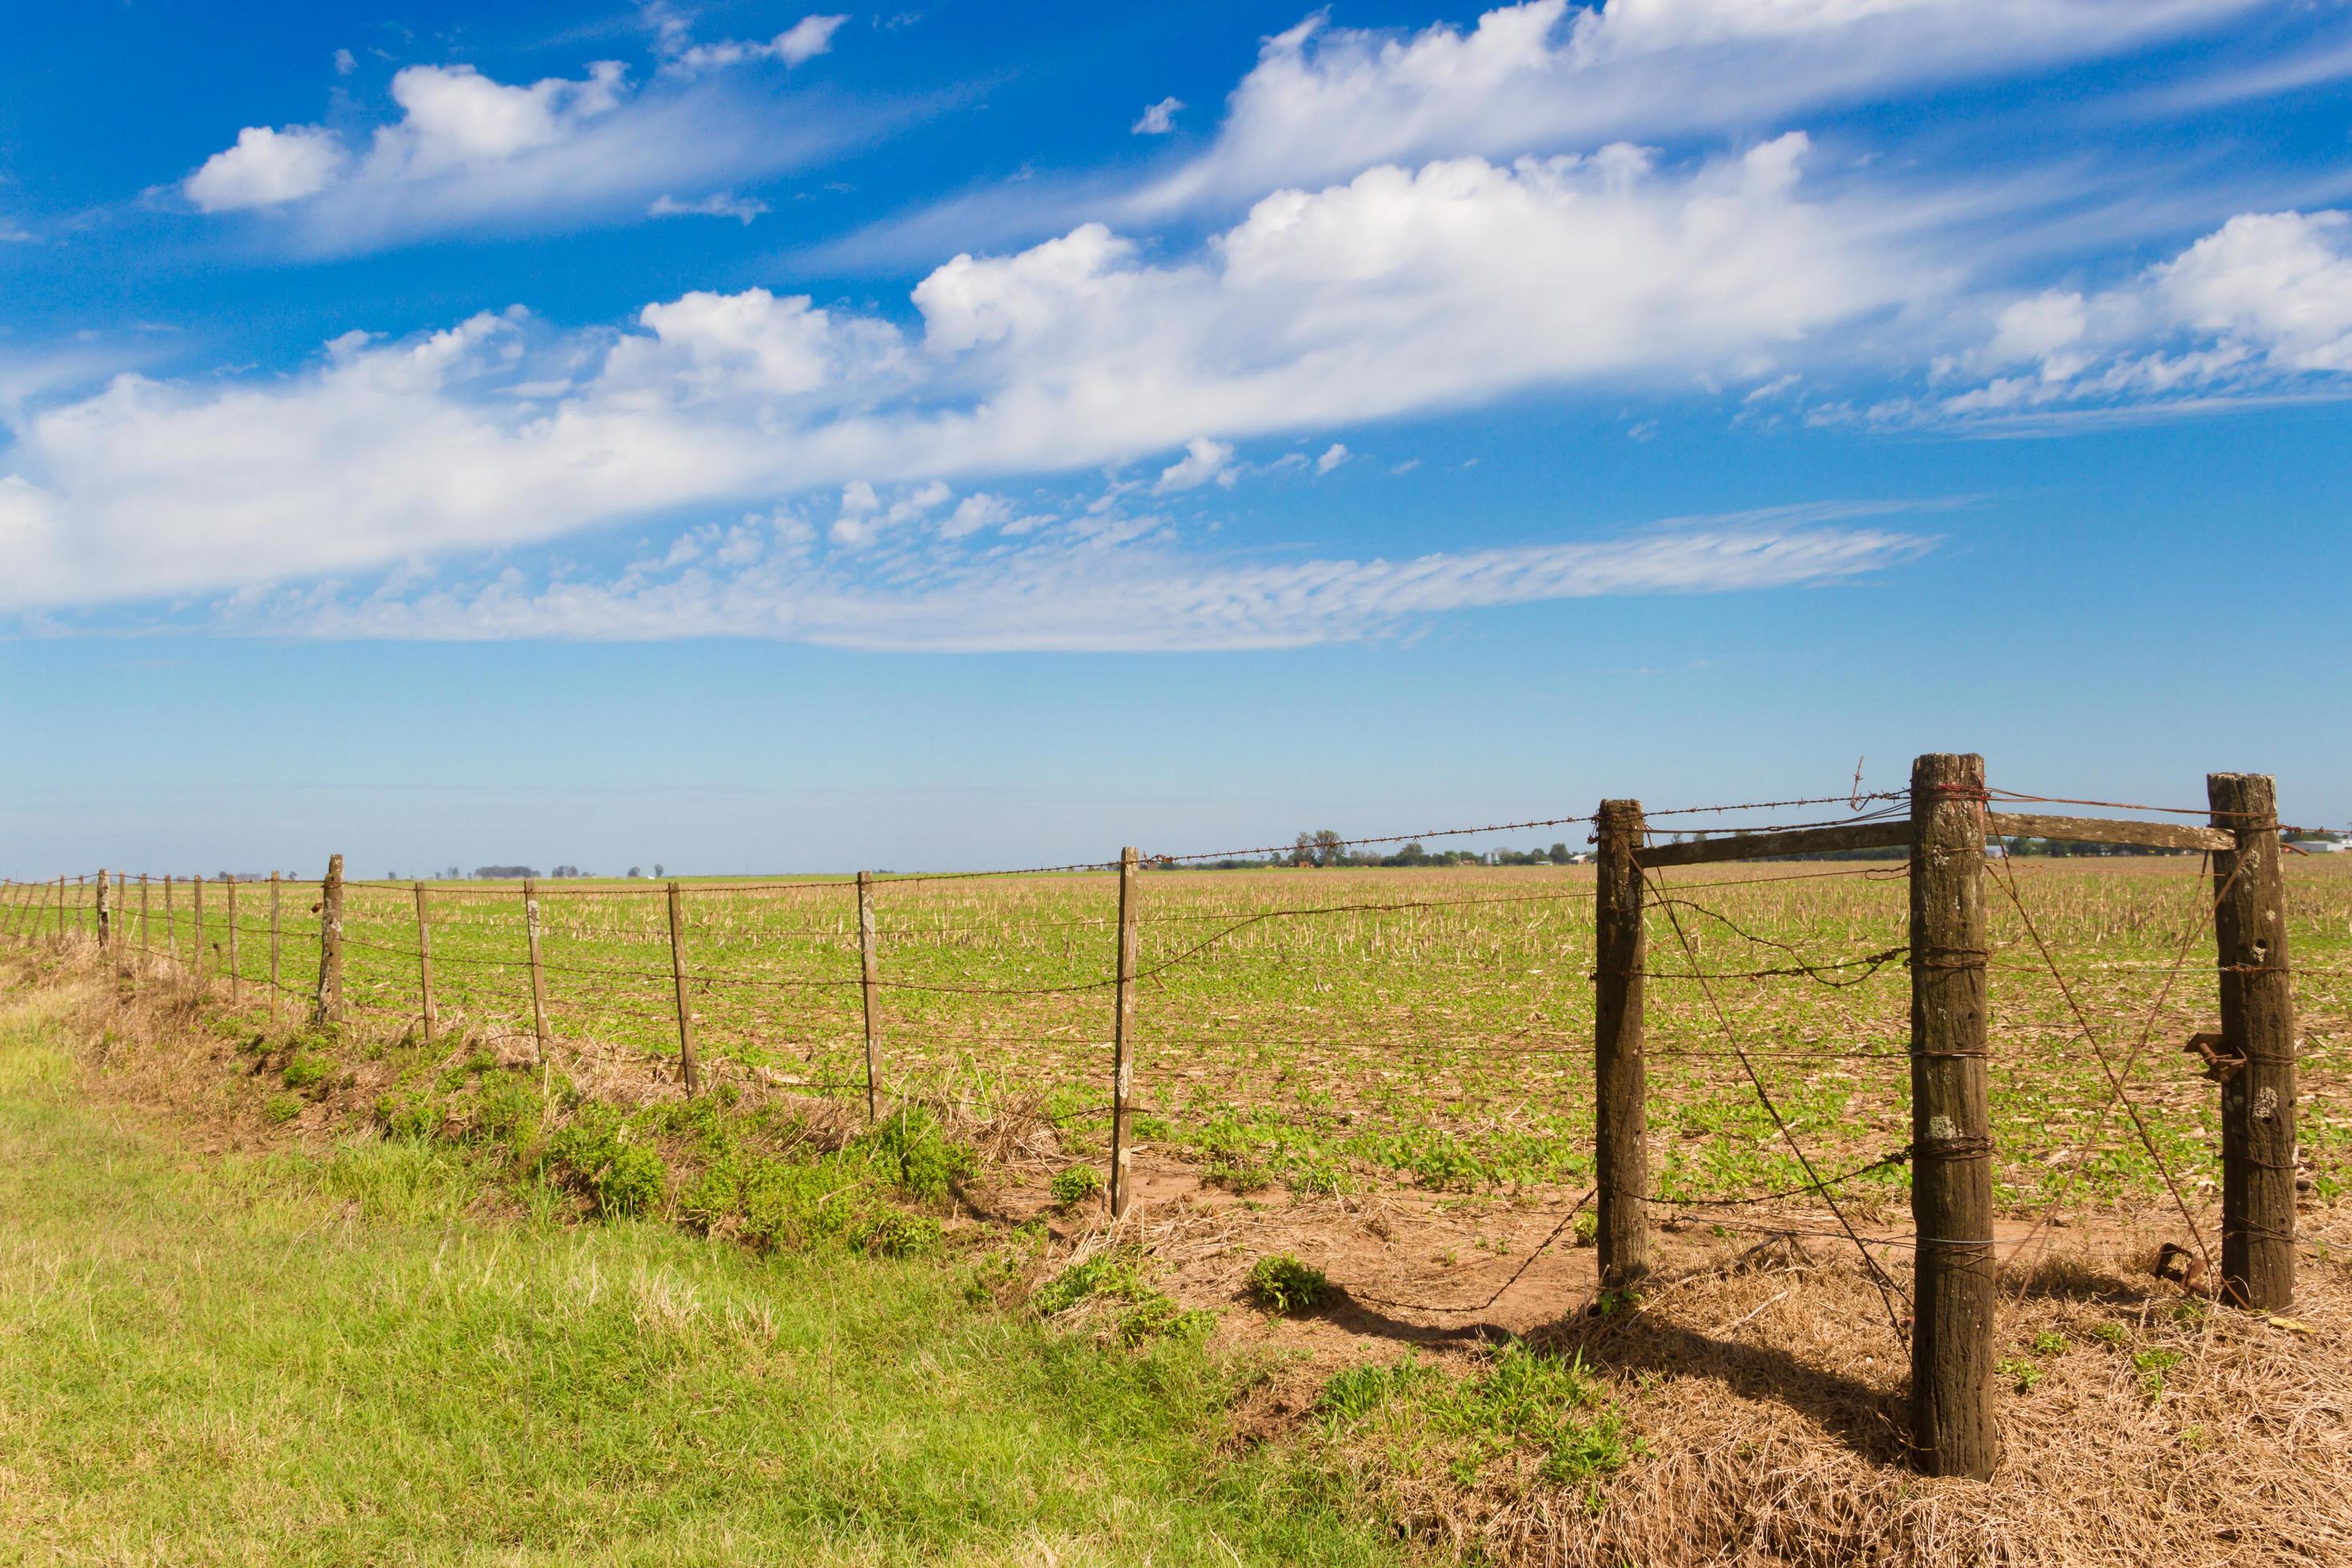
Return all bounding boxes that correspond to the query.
[858,1211,942,1258]
[546,1107,666,1218]
[2132,1347,2183,1402]
[1049,1164,1104,1210]
[1317,1343,1634,1502]
[1998,1355,2043,1393]
[2030,1329,2069,1357]
[857,1107,976,1200]
[1572,1210,1600,1246]
[281,1053,334,1094]
[372,1091,442,1142]
[1204,1158,1272,1194]
[1245,1254,1328,1316]
[262,1093,303,1126]
[1114,1294,1214,1347]
[1033,1251,1151,1318]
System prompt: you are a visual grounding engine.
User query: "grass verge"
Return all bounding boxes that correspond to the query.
[0,988,1399,1566]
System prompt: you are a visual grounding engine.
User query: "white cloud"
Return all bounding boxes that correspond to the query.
[222,504,1935,650]
[6,138,1952,612]
[1132,97,1184,135]
[940,491,1014,538]
[180,55,874,250]
[334,47,358,76]
[1314,442,1350,474]
[648,191,770,223]
[1134,0,2258,214]
[1936,210,2352,420]
[660,13,849,72]
[1154,438,1236,493]
[183,125,352,212]
[361,62,628,180]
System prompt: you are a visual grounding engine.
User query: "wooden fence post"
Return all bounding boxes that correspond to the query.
[95,869,110,950]
[1108,846,1141,1218]
[268,873,281,1018]
[413,882,437,1047]
[666,881,698,1095]
[1594,798,1650,1288]
[226,877,239,1002]
[1908,751,1996,1479]
[116,872,126,953]
[163,874,176,967]
[858,870,882,1122]
[52,876,63,942]
[191,874,206,983]
[312,854,344,1027]
[524,878,550,1067]
[2209,772,2298,1310]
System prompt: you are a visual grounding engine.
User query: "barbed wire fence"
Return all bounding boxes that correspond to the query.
[3,760,2346,1478]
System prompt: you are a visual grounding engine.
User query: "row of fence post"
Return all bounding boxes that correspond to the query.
[10,774,2299,1486]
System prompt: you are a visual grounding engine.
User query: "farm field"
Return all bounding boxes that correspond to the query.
[6,852,2352,1565]
[26,853,2352,1219]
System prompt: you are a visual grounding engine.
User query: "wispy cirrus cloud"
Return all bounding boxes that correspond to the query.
[219,501,1939,651]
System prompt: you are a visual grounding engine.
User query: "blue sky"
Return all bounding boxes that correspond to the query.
[3,0,2350,877]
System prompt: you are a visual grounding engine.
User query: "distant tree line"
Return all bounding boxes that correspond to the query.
[1185,831,1590,870]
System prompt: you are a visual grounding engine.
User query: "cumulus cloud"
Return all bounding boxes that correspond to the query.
[1315,442,1350,474]
[1933,209,2352,420]
[1130,0,2260,214]
[1132,97,1183,134]
[179,55,876,250]
[1154,438,1235,493]
[659,13,850,72]
[6,138,1944,612]
[183,125,352,212]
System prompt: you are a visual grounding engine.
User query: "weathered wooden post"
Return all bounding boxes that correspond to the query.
[191,874,206,983]
[413,882,437,1047]
[268,873,282,1017]
[52,876,64,942]
[1909,752,1996,1479]
[524,878,550,1066]
[225,877,239,1002]
[94,869,110,950]
[1108,846,1142,1218]
[2209,772,2298,1310]
[1594,798,1651,1288]
[858,870,882,1122]
[312,854,344,1027]
[666,880,699,1095]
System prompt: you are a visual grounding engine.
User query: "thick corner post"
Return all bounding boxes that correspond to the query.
[2209,772,2297,1310]
[857,870,882,1122]
[666,880,698,1095]
[1594,798,1650,1289]
[1908,752,1996,1479]
[311,854,344,1026]
[1108,846,1141,1218]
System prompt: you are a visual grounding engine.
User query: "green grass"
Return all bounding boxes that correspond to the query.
[0,1005,1400,1566]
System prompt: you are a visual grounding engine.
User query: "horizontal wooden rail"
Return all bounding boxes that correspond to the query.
[1638,821,1913,868]
[1986,812,2234,853]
